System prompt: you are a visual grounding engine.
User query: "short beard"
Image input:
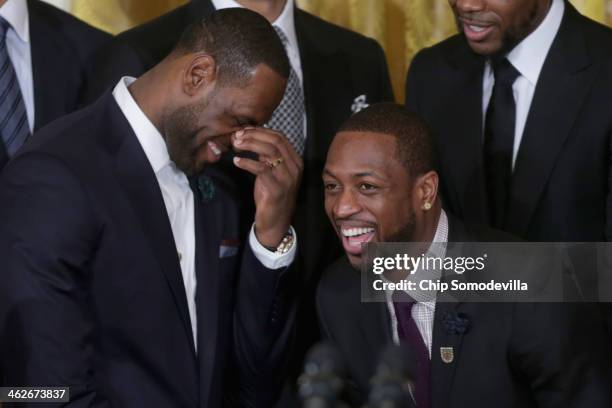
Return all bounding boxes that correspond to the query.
[455,0,547,58]
[496,0,543,57]
[385,211,416,243]
[163,93,212,176]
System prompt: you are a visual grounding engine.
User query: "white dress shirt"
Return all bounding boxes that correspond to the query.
[112,77,296,350]
[385,210,449,358]
[0,0,34,131]
[211,0,307,137]
[482,0,564,169]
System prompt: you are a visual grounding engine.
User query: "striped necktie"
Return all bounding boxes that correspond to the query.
[267,26,305,156]
[0,16,29,158]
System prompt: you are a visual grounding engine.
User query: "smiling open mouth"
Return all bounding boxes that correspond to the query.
[340,227,376,255]
[460,19,495,41]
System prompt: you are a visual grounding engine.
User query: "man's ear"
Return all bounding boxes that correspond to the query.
[413,170,439,211]
[183,53,216,96]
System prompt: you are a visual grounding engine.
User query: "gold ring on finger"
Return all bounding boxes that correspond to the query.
[267,157,284,168]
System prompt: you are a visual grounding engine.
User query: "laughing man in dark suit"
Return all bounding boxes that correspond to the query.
[86,0,394,287]
[0,9,301,407]
[317,103,612,408]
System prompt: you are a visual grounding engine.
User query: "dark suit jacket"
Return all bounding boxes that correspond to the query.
[84,0,395,379]
[0,0,110,167]
[405,2,612,242]
[28,0,110,129]
[0,93,295,407]
[317,216,612,408]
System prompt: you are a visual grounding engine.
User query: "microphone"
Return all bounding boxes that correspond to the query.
[367,344,417,408]
[298,342,347,408]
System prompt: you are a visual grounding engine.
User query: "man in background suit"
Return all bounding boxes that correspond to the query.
[405,0,612,242]
[0,9,301,406]
[317,103,612,407]
[0,0,110,167]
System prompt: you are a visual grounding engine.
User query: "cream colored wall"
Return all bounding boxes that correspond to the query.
[40,0,72,11]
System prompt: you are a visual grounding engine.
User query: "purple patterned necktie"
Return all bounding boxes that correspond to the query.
[0,16,29,158]
[393,292,431,408]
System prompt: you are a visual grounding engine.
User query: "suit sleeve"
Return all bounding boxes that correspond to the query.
[405,48,427,110]
[509,302,612,407]
[371,38,395,103]
[0,154,111,407]
[229,244,296,407]
[83,39,147,104]
[606,129,612,241]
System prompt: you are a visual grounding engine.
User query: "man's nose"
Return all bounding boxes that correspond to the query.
[452,0,486,13]
[334,189,362,219]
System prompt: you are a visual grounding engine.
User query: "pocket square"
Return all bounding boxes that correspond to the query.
[219,239,240,258]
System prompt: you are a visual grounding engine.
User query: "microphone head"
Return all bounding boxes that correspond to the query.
[298,342,346,407]
[369,344,417,408]
[303,342,346,377]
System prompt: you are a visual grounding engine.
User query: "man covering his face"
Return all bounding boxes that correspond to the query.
[0,9,301,407]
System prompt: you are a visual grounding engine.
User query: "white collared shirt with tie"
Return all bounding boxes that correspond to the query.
[481,0,564,170]
[112,77,297,351]
[385,210,449,358]
[0,0,34,131]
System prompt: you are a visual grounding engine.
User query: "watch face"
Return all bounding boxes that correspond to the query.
[277,232,295,254]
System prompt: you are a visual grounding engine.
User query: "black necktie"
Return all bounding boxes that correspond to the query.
[484,58,520,228]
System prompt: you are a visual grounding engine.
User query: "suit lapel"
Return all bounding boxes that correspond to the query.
[430,301,467,408]
[443,46,489,223]
[295,9,351,162]
[109,97,196,357]
[507,4,595,236]
[294,10,352,279]
[429,217,470,408]
[28,0,74,131]
[360,300,392,353]
[190,173,222,406]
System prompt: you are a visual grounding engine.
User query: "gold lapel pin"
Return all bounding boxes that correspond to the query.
[440,346,454,364]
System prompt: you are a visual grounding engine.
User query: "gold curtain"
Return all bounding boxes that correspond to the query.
[74,0,612,101]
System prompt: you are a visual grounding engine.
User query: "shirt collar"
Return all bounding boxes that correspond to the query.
[211,0,298,49]
[504,0,564,85]
[112,77,171,174]
[383,210,449,304]
[0,0,30,43]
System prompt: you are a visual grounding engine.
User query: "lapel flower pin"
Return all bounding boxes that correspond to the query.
[197,175,216,203]
[442,311,471,335]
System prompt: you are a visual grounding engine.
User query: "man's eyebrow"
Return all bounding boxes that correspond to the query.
[353,171,385,180]
[322,168,335,177]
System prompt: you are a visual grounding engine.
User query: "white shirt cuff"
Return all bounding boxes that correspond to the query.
[249,224,297,270]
